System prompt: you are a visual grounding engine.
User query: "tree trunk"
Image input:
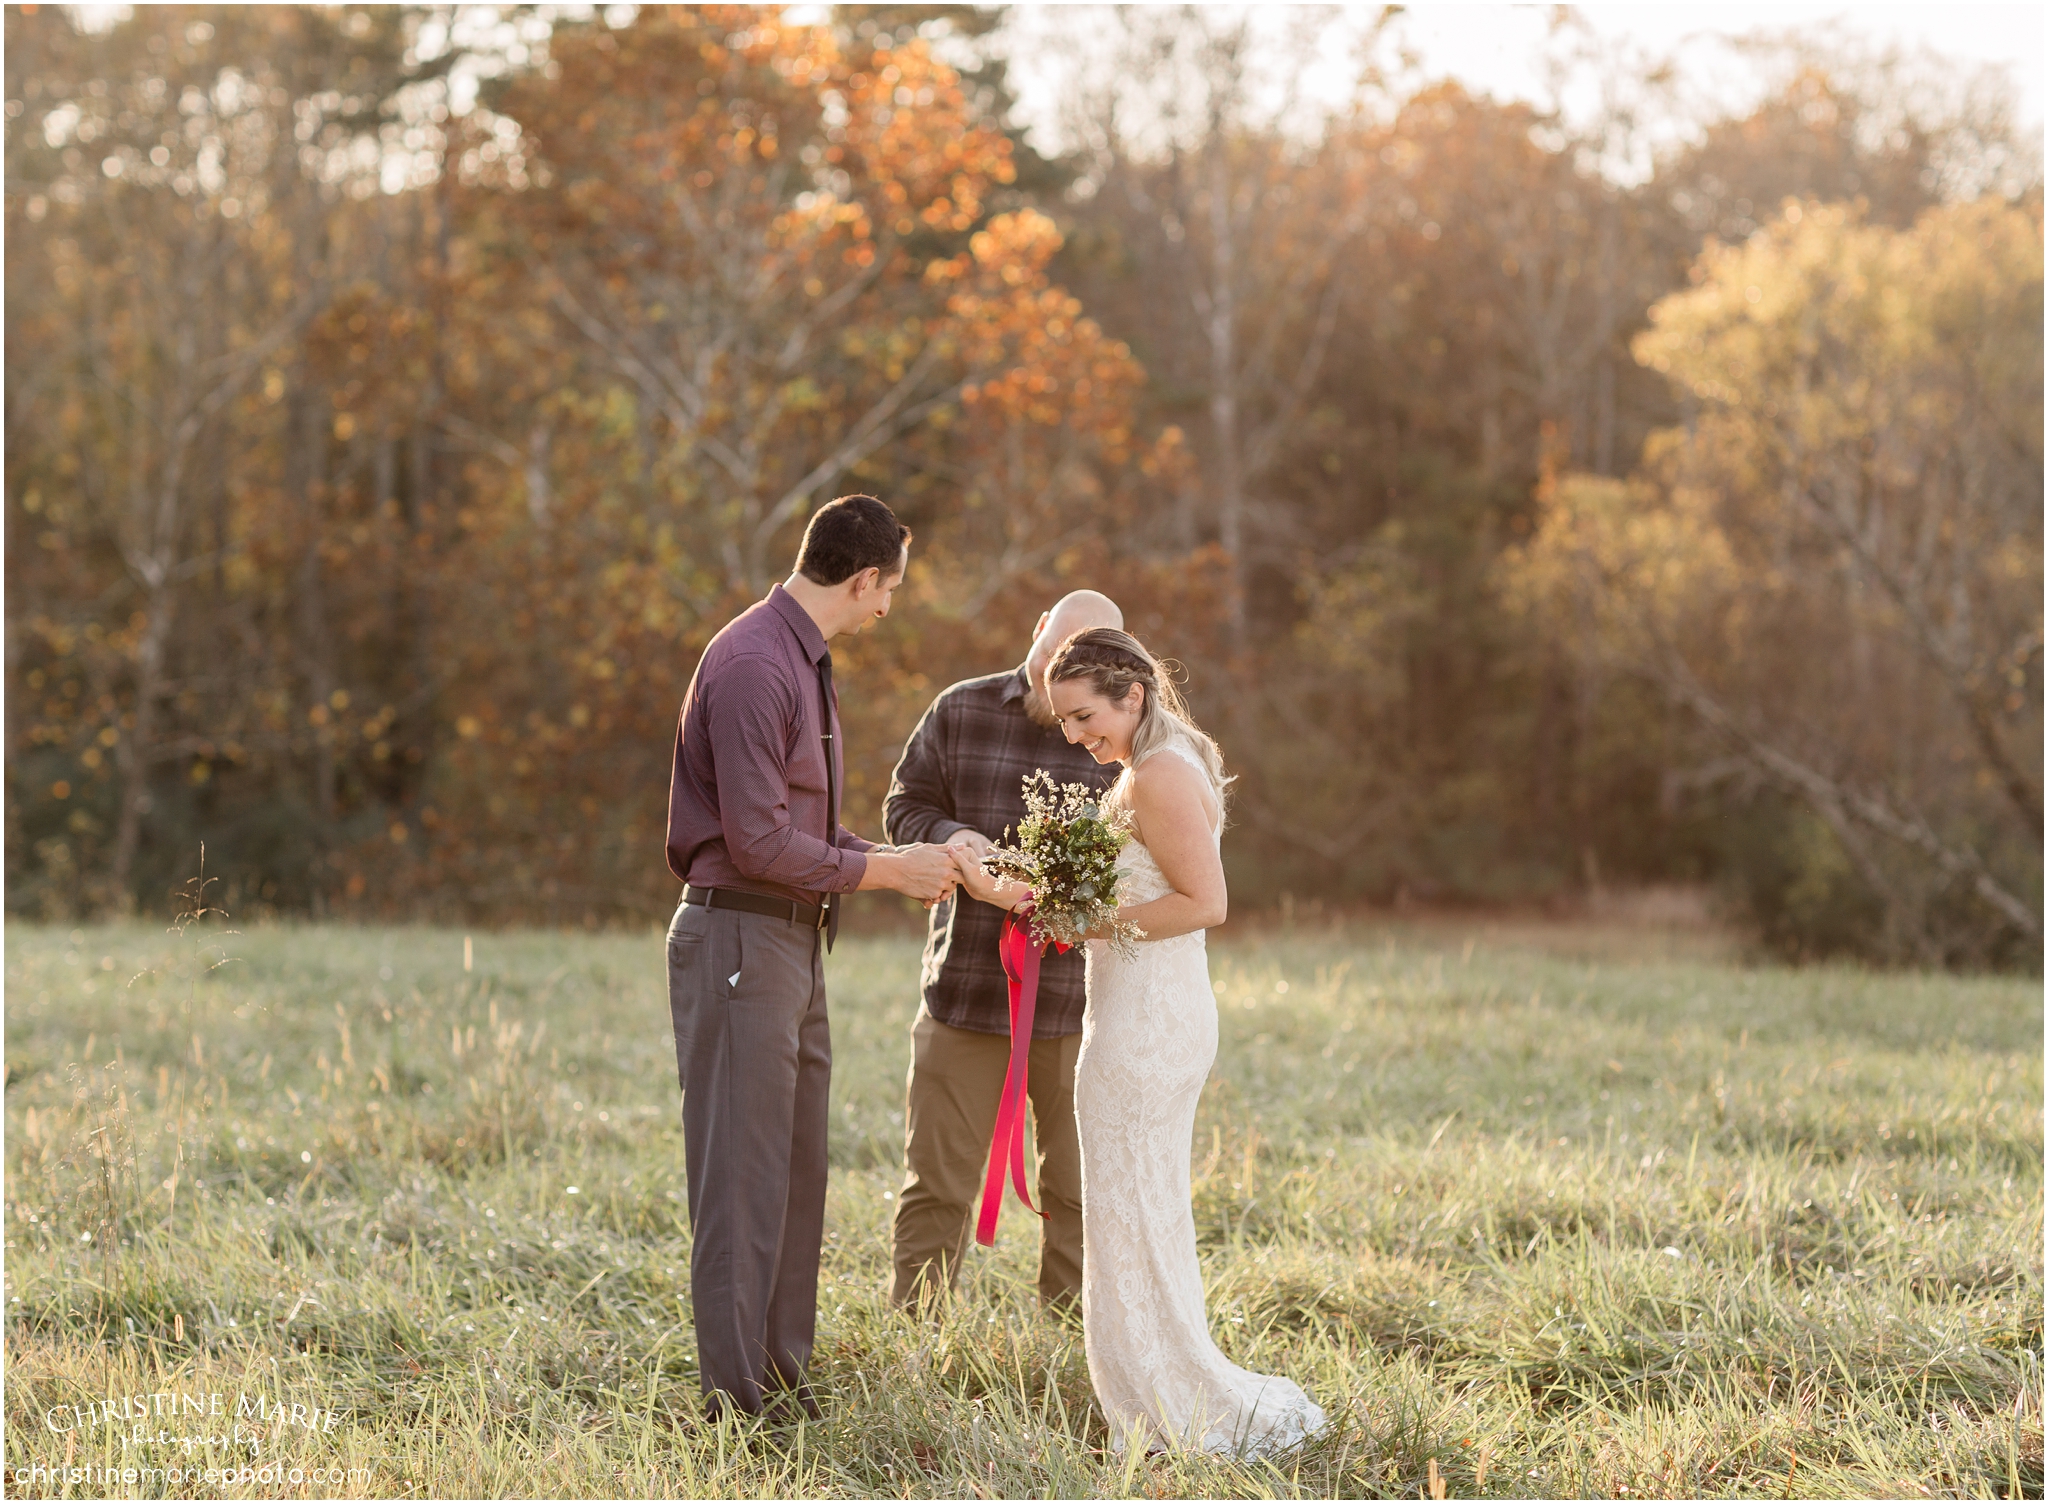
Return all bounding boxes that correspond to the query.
[292,388,337,822]
[1204,137,1247,648]
[109,581,173,908]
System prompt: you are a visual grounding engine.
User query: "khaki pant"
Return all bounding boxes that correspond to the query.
[891,1008,1083,1311]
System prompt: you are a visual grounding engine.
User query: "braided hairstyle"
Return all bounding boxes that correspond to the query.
[1044,628,1230,804]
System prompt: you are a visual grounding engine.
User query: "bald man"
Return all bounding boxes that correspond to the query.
[881,592,1125,1311]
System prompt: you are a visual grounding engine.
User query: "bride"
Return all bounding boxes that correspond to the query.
[951,627,1327,1457]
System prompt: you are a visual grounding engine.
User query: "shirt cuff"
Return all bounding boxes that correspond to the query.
[829,848,870,892]
[926,819,972,845]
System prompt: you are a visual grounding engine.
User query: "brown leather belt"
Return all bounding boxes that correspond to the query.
[683,884,829,931]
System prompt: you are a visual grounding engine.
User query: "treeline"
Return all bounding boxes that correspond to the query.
[6,5,2040,966]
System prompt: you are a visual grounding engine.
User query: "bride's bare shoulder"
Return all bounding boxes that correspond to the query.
[1127,747,1219,827]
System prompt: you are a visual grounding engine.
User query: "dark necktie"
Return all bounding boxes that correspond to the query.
[817,651,839,951]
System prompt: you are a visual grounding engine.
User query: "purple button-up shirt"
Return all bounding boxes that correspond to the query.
[666,584,873,904]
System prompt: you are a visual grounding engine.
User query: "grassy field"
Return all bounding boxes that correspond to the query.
[3,910,2040,1499]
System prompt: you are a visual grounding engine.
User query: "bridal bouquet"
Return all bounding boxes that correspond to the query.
[975,772,1145,1248]
[981,770,1147,955]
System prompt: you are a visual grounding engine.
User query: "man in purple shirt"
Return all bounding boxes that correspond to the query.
[664,493,957,1420]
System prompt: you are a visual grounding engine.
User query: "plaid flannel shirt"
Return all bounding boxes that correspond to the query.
[883,667,1120,1038]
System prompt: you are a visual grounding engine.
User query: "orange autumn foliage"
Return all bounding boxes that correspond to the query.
[345,9,1150,921]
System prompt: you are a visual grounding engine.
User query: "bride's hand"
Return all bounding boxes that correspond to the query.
[947,841,1027,910]
[1074,913,1129,943]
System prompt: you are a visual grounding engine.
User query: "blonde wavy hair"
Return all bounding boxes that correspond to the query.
[1044,628,1231,807]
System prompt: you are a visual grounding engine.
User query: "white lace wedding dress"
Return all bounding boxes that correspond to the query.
[1075,741,1327,1456]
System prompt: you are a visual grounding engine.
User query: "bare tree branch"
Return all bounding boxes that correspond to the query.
[1793,465,2043,837]
[1659,653,2039,941]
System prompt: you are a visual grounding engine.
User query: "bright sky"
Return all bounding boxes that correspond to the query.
[1397,4,2041,119]
[62,2,2046,168]
[996,3,2045,161]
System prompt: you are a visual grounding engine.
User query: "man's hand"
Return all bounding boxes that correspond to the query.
[893,843,961,904]
[858,843,959,904]
[948,829,993,863]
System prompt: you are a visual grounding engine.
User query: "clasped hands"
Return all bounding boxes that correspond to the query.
[909,832,1119,937]
[942,830,1030,911]
[874,831,1026,911]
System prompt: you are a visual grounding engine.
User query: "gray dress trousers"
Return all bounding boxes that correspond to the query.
[666,899,831,1416]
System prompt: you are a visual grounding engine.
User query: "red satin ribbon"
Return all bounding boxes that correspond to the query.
[975,907,1068,1247]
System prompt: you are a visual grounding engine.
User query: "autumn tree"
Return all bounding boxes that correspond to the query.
[1509,199,2042,962]
[4,6,438,910]
[1173,83,1672,893]
[1651,48,2036,257]
[349,8,1147,921]
[8,4,2039,958]
[466,10,1120,593]
[1047,6,1394,638]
